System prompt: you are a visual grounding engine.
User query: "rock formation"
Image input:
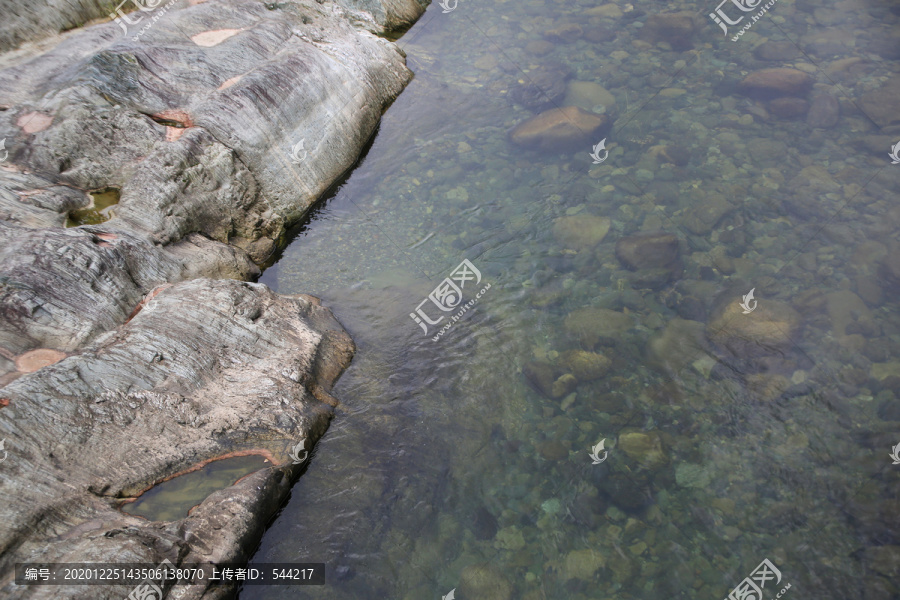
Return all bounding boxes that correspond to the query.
[0,0,425,595]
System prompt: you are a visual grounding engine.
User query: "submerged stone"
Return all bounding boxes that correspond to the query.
[618,430,668,471]
[640,13,697,50]
[564,549,606,581]
[509,106,611,152]
[737,68,815,99]
[459,563,512,600]
[806,93,840,128]
[563,80,617,114]
[707,296,802,356]
[563,307,632,348]
[615,231,679,270]
[559,350,611,382]
[552,215,611,249]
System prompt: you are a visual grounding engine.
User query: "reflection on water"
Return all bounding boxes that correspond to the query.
[248,1,900,598]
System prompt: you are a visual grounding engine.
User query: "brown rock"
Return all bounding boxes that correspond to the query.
[509,106,611,152]
[738,68,815,99]
[552,215,611,249]
[806,93,840,128]
[768,97,809,118]
[707,296,802,356]
[641,12,696,50]
[615,231,679,270]
[560,350,611,382]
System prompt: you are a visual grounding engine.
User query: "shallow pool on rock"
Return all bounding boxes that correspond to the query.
[66,188,120,227]
[122,454,271,522]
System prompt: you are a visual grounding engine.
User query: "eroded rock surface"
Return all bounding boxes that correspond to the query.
[0,0,423,594]
[0,279,355,599]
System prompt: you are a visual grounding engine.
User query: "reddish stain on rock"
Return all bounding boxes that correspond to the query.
[0,398,10,408]
[17,111,54,133]
[218,75,243,90]
[191,29,241,47]
[15,348,67,373]
[165,126,185,142]
[125,284,174,323]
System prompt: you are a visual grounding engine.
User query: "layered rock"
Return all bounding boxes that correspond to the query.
[0,0,424,593]
[0,279,355,599]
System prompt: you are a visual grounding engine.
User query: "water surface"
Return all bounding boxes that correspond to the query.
[246,1,900,598]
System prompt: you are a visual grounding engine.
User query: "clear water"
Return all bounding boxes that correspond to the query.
[245,1,900,598]
[122,454,271,522]
[66,188,120,227]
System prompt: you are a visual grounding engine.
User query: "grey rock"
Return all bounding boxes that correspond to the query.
[0,279,355,599]
[0,0,422,590]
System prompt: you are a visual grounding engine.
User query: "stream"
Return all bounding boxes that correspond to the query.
[241,1,900,598]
